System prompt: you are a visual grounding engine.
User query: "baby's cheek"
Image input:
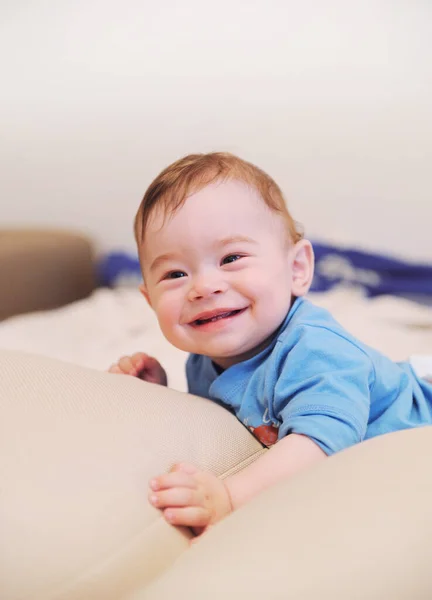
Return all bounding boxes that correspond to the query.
[157,299,184,339]
[157,308,176,334]
[234,273,265,299]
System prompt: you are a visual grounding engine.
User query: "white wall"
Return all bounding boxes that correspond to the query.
[1,0,431,261]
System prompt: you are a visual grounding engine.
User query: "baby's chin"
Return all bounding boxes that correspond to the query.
[165,330,267,364]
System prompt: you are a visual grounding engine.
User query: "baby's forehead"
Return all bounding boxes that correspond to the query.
[142,186,287,259]
[187,179,264,206]
[151,179,272,229]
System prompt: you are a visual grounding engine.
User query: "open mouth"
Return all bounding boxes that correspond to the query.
[191,307,247,327]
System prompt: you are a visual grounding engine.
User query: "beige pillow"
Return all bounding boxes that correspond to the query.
[143,426,432,600]
[0,229,95,320]
[0,349,265,600]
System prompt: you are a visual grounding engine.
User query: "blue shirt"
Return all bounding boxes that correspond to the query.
[186,297,432,455]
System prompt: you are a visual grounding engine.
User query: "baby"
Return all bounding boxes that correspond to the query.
[109,152,432,535]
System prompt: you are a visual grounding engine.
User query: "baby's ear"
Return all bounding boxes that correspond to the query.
[290,239,314,297]
[139,283,152,308]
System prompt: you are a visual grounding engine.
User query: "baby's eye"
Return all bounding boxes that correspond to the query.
[221,254,242,265]
[163,271,186,280]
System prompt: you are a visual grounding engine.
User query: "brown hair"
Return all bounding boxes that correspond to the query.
[134,152,303,247]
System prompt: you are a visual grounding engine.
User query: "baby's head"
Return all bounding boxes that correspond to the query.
[135,152,314,368]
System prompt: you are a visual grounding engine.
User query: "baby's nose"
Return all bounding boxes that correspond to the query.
[187,274,226,301]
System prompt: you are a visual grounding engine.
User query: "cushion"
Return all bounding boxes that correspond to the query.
[0,229,95,320]
[0,349,265,599]
[143,425,432,599]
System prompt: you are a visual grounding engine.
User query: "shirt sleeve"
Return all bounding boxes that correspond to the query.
[273,325,375,455]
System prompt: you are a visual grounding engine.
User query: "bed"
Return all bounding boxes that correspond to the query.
[1,229,432,599]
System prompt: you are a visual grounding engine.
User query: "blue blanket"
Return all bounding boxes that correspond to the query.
[311,243,432,299]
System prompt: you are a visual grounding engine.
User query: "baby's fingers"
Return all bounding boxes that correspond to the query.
[117,356,139,376]
[149,486,201,509]
[150,471,197,492]
[130,352,149,371]
[163,506,211,529]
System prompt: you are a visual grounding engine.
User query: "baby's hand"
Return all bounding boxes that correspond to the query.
[148,463,232,536]
[108,352,168,386]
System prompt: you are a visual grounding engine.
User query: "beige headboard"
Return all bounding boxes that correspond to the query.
[0,229,96,320]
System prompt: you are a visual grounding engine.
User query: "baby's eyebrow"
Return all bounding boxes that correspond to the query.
[216,235,258,247]
[149,253,177,273]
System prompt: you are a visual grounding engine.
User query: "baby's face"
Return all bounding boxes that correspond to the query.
[141,180,297,368]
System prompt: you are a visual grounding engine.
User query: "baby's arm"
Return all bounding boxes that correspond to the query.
[226,433,326,508]
[149,433,326,534]
[108,352,167,386]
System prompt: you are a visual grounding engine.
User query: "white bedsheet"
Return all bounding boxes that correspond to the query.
[0,286,430,392]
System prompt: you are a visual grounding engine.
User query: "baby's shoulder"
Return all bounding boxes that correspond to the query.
[277,298,355,344]
[274,298,375,367]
